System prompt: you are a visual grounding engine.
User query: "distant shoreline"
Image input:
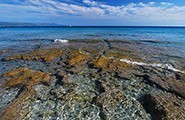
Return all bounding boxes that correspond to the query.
[1,26,185,28]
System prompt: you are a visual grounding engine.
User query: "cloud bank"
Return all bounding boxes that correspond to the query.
[0,0,185,25]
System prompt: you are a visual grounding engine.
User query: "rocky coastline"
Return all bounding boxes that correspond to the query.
[0,40,185,120]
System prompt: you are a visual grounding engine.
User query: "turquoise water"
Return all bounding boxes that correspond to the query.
[0,27,185,51]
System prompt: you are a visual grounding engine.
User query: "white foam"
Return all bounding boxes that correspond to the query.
[54,39,68,43]
[119,58,185,73]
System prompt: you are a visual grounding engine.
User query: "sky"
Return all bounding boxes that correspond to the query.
[0,0,185,26]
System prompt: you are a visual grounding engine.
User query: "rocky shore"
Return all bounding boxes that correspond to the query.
[0,40,185,120]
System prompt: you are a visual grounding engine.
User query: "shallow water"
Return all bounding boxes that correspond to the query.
[0,26,185,56]
[0,37,185,119]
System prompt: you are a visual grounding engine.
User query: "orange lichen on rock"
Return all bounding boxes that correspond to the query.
[0,67,51,120]
[68,50,89,66]
[90,55,131,72]
[3,67,31,87]
[3,67,51,89]
[91,56,109,69]
[107,59,131,72]
[4,48,64,62]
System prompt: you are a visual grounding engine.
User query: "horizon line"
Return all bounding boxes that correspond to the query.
[1,25,185,28]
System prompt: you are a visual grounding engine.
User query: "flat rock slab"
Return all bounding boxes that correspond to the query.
[0,40,185,120]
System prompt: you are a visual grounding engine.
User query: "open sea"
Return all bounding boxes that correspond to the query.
[0,26,185,56]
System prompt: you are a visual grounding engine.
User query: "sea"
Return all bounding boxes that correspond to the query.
[0,26,185,56]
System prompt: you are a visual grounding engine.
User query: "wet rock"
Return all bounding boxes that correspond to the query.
[0,40,185,120]
[27,73,100,119]
[0,51,3,55]
[96,90,150,120]
[107,59,131,72]
[0,88,19,111]
[2,67,51,89]
[0,50,10,56]
[68,50,89,66]
[0,67,51,120]
[90,56,109,69]
[3,48,64,62]
[89,55,131,72]
[95,87,126,109]
[92,79,150,120]
[123,78,154,99]
[141,72,185,98]
[104,49,141,61]
[63,75,97,102]
[175,72,185,81]
[0,90,35,120]
[54,102,101,120]
[143,93,185,120]
[66,50,90,73]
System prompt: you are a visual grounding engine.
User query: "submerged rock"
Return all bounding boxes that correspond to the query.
[95,87,126,109]
[0,50,10,56]
[2,67,51,89]
[68,50,89,66]
[3,48,64,62]
[140,72,185,98]
[143,93,185,120]
[89,55,132,72]
[0,40,185,119]
[0,67,51,120]
[90,56,109,69]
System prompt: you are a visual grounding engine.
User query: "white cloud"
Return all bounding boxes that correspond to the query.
[1,0,185,23]
[83,0,98,6]
[161,2,174,6]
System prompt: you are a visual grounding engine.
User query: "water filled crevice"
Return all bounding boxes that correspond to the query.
[103,39,112,50]
[102,39,112,55]
[91,79,107,120]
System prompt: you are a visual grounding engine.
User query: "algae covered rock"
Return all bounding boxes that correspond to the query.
[104,49,141,61]
[68,50,89,66]
[143,93,185,120]
[89,55,132,73]
[107,59,131,72]
[95,88,126,109]
[3,48,64,62]
[141,72,185,98]
[90,56,109,69]
[1,40,185,120]
[0,67,51,120]
[3,67,51,89]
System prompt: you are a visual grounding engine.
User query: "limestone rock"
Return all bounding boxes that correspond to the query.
[3,48,64,62]
[3,67,51,89]
[142,73,185,98]
[143,93,185,120]
[95,88,127,109]
[68,50,89,66]
[0,67,51,120]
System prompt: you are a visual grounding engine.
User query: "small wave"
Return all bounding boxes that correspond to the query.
[54,39,68,43]
[119,58,185,73]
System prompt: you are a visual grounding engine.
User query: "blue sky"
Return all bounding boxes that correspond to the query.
[0,0,185,26]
